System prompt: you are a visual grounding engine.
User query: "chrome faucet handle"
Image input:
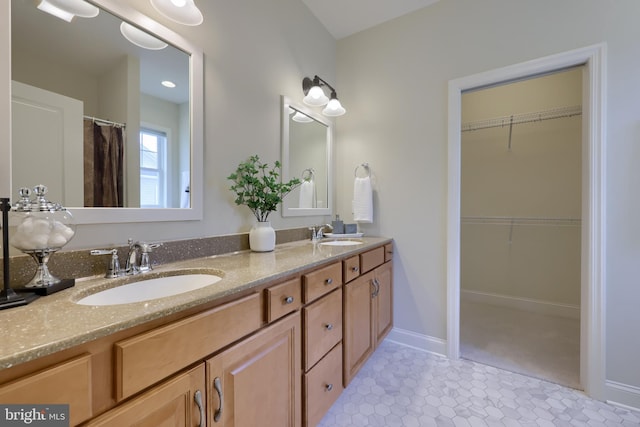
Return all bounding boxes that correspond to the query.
[90,249,121,278]
[138,243,161,272]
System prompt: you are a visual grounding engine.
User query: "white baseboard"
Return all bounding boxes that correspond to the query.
[461,289,580,319]
[605,380,640,412]
[385,327,447,357]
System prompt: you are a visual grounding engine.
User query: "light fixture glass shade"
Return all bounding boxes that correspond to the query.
[292,111,313,123]
[322,98,346,116]
[303,86,329,106]
[120,22,168,50]
[150,0,203,26]
[44,0,99,17]
[37,0,75,22]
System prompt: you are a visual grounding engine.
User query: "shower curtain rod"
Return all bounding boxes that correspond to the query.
[83,115,126,128]
[461,105,582,132]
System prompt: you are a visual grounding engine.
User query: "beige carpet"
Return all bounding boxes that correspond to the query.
[460,300,581,390]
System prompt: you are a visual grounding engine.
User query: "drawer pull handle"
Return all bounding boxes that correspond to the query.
[373,278,381,297]
[352,266,359,272]
[284,296,294,304]
[213,377,223,423]
[194,390,205,427]
[325,323,333,331]
[325,278,333,285]
[325,383,334,392]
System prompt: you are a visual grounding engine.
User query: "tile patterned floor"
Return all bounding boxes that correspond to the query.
[318,340,640,427]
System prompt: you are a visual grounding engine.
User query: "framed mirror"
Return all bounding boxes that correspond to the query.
[4,0,203,223]
[281,96,333,217]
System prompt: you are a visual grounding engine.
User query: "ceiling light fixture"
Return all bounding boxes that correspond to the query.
[150,0,203,26]
[161,80,176,88]
[37,0,75,22]
[302,75,346,116]
[120,22,168,50]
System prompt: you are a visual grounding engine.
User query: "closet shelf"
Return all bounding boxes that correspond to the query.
[461,216,581,227]
[461,105,582,132]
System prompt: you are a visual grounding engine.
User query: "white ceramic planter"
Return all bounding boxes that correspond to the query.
[249,221,276,252]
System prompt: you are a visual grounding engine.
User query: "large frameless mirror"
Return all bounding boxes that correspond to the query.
[281,96,333,217]
[6,0,203,223]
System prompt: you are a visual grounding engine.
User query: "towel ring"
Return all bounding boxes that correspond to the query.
[354,163,370,178]
[301,168,315,181]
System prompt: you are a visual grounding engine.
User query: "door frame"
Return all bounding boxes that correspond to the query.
[446,44,607,400]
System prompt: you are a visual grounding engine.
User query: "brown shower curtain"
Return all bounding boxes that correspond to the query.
[83,119,125,207]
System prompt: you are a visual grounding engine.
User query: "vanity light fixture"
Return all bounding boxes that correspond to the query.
[302,75,346,116]
[150,0,204,26]
[37,0,99,22]
[120,22,168,50]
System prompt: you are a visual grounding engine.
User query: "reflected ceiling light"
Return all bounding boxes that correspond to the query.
[150,0,203,26]
[37,0,75,22]
[302,75,346,116]
[292,111,313,123]
[120,22,168,50]
[162,80,176,88]
[44,0,99,17]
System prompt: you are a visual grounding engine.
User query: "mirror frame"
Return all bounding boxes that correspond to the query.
[1,0,203,224]
[281,96,333,217]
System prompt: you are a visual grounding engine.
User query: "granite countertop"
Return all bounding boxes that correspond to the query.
[0,236,392,370]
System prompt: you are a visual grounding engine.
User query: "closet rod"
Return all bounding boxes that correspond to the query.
[461,216,581,226]
[83,115,126,128]
[461,105,581,132]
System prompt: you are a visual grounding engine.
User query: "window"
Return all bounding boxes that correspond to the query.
[140,128,167,207]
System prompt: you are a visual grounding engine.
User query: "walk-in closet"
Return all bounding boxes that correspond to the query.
[459,67,583,389]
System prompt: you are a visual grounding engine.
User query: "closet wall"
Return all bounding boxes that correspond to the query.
[460,68,583,314]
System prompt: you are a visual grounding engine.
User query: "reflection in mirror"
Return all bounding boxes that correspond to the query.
[7,0,203,223]
[281,96,333,217]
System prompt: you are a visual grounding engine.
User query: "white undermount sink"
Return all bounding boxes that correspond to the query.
[319,240,364,246]
[76,273,223,306]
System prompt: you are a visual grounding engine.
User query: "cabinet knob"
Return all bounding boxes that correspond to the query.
[325,323,333,331]
[325,278,333,285]
[352,266,359,272]
[284,296,294,304]
[325,383,334,392]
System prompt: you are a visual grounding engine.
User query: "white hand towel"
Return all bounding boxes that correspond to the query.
[352,176,373,223]
[298,180,315,208]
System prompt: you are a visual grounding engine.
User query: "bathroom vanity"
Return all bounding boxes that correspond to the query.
[0,237,393,426]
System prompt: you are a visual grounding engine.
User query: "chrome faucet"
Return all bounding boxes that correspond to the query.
[91,239,161,278]
[309,225,331,242]
[126,239,161,275]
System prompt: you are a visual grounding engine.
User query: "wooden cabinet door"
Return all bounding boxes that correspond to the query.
[206,312,301,427]
[343,271,375,386]
[374,261,393,345]
[84,364,206,427]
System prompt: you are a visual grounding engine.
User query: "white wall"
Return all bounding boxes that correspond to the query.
[336,0,640,407]
[1,0,336,248]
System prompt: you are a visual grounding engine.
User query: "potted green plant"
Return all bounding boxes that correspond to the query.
[228,155,300,251]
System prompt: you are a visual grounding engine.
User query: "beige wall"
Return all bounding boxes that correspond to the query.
[336,0,640,403]
[460,70,582,307]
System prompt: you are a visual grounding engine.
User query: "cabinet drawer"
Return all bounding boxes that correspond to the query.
[115,292,262,400]
[304,343,343,427]
[0,354,92,426]
[303,288,342,371]
[302,262,342,303]
[343,255,360,283]
[266,278,301,322]
[360,246,385,273]
[384,243,394,262]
